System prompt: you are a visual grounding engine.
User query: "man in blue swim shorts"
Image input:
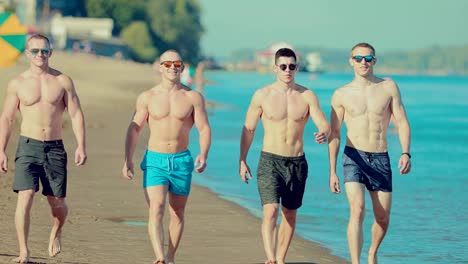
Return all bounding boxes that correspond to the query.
[122,50,211,264]
[328,42,412,264]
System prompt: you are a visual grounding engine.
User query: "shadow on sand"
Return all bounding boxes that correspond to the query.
[0,253,89,264]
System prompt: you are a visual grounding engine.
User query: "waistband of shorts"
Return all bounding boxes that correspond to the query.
[145,149,191,158]
[19,135,64,146]
[260,151,305,161]
[344,146,388,157]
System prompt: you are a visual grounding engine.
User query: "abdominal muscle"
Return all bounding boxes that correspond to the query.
[261,119,306,157]
[345,116,390,153]
[147,117,193,153]
[19,104,64,141]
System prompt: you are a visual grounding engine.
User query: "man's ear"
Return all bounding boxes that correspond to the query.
[348,57,354,67]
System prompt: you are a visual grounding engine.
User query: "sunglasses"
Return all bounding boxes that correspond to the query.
[160,60,184,68]
[352,55,375,63]
[277,64,297,71]
[29,48,50,56]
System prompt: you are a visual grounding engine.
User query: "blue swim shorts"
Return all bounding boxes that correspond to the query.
[342,146,392,192]
[140,149,194,196]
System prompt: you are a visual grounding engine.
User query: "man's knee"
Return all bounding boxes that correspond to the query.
[263,204,279,220]
[281,207,297,223]
[149,202,165,218]
[349,203,365,222]
[169,206,185,220]
[374,213,390,228]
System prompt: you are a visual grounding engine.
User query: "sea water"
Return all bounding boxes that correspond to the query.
[189,71,468,264]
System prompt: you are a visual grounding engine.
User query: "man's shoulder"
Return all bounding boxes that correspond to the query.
[333,83,353,95]
[255,84,274,96]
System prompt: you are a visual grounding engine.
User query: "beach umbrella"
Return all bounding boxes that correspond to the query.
[0,12,28,68]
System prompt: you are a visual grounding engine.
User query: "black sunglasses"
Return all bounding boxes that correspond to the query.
[352,55,375,63]
[29,48,50,56]
[277,64,297,71]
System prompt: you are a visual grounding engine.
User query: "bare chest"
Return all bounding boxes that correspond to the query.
[343,89,391,117]
[148,92,193,120]
[17,78,65,106]
[262,93,308,121]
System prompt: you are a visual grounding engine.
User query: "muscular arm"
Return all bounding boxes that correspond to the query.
[63,76,86,150]
[389,82,411,153]
[239,90,263,183]
[389,81,411,174]
[306,90,330,143]
[0,80,19,152]
[124,92,149,164]
[240,90,263,162]
[192,91,211,161]
[328,91,345,192]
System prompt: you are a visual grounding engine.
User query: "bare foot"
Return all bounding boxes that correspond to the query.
[153,260,166,264]
[11,255,29,263]
[368,253,378,264]
[48,233,62,257]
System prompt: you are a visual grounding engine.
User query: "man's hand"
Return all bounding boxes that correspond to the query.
[329,173,341,194]
[194,155,207,173]
[122,161,134,180]
[314,131,328,144]
[398,155,411,174]
[239,160,252,184]
[74,147,87,166]
[0,152,8,173]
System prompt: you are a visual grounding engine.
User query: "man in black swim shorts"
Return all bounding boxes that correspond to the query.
[239,48,330,264]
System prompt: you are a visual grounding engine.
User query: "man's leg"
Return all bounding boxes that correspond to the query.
[345,182,366,264]
[368,191,391,264]
[276,207,297,264]
[262,203,279,263]
[166,192,189,264]
[145,185,169,263]
[13,189,35,263]
[47,195,68,257]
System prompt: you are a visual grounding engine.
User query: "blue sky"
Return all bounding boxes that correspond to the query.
[199,0,468,57]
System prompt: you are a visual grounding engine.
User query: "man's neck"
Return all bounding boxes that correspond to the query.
[353,74,377,87]
[274,80,296,91]
[29,64,49,76]
[161,78,181,91]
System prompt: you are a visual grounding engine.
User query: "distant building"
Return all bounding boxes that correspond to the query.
[14,0,84,25]
[255,42,302,73]
[49,14,130,59]
[304,52,324,73]
[50,14,113,49]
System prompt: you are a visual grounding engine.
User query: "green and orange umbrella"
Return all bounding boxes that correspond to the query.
[0,12,28,68]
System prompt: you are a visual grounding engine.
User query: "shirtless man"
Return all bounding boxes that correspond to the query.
[328,42,411,264]
[0,34,87,263]
[239,48,330,264]
[122,50,211,264]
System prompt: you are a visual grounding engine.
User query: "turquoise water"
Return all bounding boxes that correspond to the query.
[189,71,468,264]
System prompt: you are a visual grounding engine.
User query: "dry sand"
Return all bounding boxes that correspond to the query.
[0,52,348,264]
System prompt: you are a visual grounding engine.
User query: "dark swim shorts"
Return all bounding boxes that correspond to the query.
[13,136,68,197]
[256,151,308,210]
[343,146,392,192]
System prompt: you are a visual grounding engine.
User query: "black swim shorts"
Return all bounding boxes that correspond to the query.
[256,151,308,210]
[13,136,68,197]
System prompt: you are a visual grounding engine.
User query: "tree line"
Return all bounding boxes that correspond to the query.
[84,0,203,64]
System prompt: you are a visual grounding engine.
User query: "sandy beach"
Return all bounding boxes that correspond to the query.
[0,52,348,264]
